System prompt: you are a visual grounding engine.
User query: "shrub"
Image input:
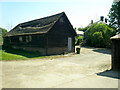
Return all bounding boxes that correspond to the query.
[0,27,7,36]
[75,36,83,45]
[84,22,116,48]
[91,32,103,47]
[0,27,7,44]
[78,26,88,32]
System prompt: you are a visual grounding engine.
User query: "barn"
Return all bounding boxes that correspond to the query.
[3,12,77,55]
[111,34,120,71]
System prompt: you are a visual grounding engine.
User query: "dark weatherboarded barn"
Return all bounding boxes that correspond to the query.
[3,12,77,55]
[111,34,120,71]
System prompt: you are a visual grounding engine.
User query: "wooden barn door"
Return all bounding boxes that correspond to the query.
[68,37,72,52]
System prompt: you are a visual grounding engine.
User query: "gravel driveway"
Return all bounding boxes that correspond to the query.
[1,47,119,88]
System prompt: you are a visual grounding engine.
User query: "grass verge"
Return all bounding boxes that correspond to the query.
[1,46,44,61]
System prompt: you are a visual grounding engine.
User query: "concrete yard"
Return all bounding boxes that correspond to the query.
[1,47,119,88]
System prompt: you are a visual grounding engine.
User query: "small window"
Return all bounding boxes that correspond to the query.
[29,35,32,42]
[9,37,11,44]
[25,35,32,43]
[26,36,29,43]
[19,36,22,42]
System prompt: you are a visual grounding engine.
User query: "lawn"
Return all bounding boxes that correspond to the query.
[1,46,44,60]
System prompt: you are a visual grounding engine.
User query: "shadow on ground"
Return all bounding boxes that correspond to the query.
[93,48,111,55]
[97,69,120,79]
[81,46,111,55]
[2,45,43,58]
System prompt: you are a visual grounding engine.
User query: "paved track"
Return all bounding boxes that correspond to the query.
[2,47,119,88]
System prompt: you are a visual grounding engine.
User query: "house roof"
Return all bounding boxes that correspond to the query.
[111,34,120,40]
[4,12,65,37]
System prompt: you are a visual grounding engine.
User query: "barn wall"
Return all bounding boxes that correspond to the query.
[3,34,47,55]
[12,46,46,55]
[111,39,120,70]
[47,15,75,55]
[62,15,76,52]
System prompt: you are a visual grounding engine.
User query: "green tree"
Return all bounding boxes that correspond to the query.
[92,32,103,47]
[84,22,116,48]
[78,26,88,32]
[0,27,7,44]
[0,27,7,36]
[75,36,83,45]
[108,1,120,31]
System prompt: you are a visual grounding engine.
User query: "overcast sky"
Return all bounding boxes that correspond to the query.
[0,0,113,31]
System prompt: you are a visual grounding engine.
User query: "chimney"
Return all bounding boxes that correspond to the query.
[91,20,93,24]
[100,16,104,22]
[105,18,107,23]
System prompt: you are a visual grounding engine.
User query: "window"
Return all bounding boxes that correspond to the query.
[25,35,32,43]
[19,36,23,42]
[26,36,29,43]
[29,35,32,42]
[19,36,32,43]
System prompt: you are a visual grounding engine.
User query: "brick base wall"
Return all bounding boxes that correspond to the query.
[11,46,46,55]
[11,45,75,56]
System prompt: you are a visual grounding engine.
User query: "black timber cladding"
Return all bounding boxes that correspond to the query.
[111,34,120,71]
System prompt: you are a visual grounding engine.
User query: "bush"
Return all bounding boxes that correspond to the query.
[78,26,88,32]
[84,22,116,48]
[75,36,83,45]
[92,32,103,47]
[0,27,7,36]
[0,27,7,44]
